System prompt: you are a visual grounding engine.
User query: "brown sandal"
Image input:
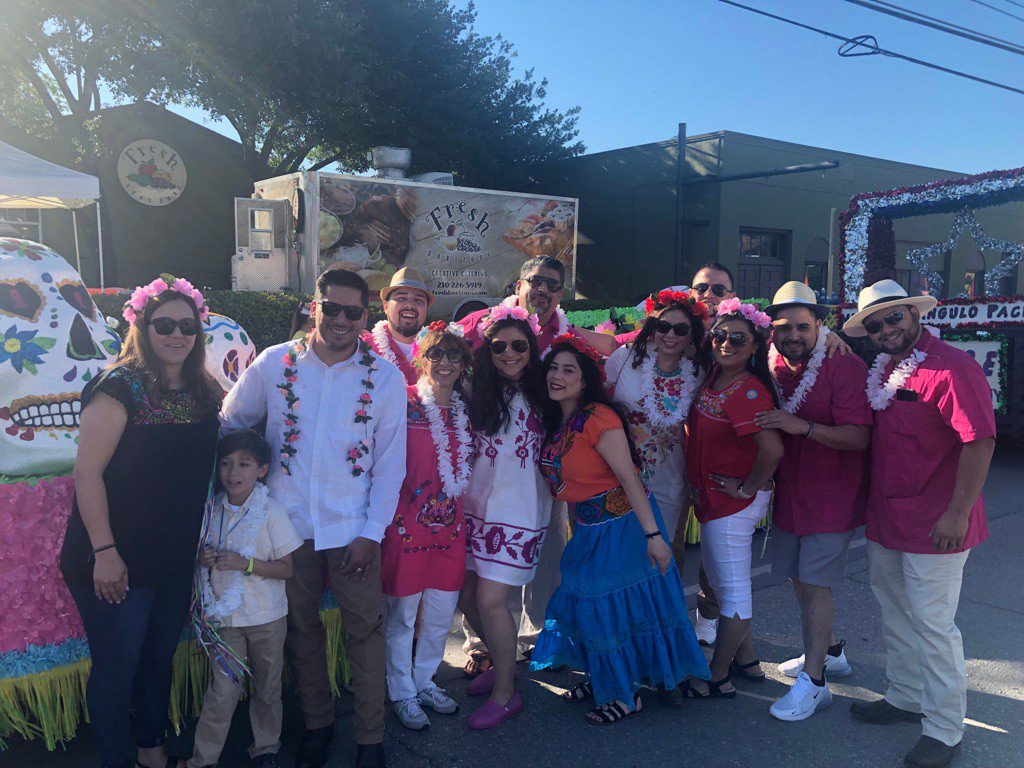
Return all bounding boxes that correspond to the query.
[463,651,493,678]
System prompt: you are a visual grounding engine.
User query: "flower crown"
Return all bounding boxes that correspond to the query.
[123,274,209,325]
[715,297,771,330]
[479,300,542,337]
[412,320,466,361]
[645,290,710,322]
[545,333,607,384]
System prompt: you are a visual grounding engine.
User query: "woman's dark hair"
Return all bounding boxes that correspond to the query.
[109,290,221,416]
[469,318,546,436]
[217,429,272,468]
[630,300,708,372]
[541,342,641,469]
[707,313,780,408]
[288,300,311,339]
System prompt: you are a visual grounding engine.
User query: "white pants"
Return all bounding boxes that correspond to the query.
[868,540,970,747]
[463,501,568,654]
[385,589,460,702]
[699,491,770,621]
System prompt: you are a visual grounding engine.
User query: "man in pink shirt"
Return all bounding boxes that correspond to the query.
[754,282,872,722]
[843,280,996,768]
[360,267,431,385]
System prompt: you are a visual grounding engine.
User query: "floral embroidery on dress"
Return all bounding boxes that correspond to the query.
[464,513,546,569]
[114,367,204,425]
[474,386,544,468]
[693,377,746,423]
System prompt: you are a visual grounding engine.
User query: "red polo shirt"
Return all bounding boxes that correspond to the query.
[686,374,774,524]
[867,331,995,554]
[458,299,579,353]
[772,351,872,536]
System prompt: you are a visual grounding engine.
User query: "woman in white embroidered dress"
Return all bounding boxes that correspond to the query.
[605,292,709,541]
[459,314,552,729]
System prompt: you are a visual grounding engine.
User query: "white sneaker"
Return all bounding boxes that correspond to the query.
[778,647,853,679]
[394,697,430,730]
[694,611,718,646]
[417,683,459,714]
[769,672,833,721]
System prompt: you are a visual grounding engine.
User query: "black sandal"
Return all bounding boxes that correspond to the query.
[585,693,643,725]
[463,651,492,678]
[683,677,737,699]
[730,659,767,682]
[562,680,594,702]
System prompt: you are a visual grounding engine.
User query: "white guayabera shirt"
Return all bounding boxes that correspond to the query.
[221,342,407,550]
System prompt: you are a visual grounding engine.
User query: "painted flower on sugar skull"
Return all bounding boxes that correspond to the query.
[202,313,256,393]
[0,238,121,475]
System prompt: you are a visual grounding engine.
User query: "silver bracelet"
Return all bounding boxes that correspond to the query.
[736,483,754,499]
[805,420,815,439]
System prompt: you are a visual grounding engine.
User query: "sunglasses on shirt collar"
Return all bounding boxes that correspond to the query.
[315,300,366,321]
[693,283,730,298]
[863,311,905,336]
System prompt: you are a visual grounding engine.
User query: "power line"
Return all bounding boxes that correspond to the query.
[968,0,1024,23]
[716,0,1024,95]
[1000,0,1024,11]
[839,0,1024,55]
[864,0,1024,51]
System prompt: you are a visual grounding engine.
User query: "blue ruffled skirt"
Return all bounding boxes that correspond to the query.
[530,488,710,705]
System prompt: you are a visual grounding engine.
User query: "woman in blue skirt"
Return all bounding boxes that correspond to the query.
[530,334,710,724]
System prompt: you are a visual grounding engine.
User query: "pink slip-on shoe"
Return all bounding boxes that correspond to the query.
[466,667,495,696]
[468,692,524,730]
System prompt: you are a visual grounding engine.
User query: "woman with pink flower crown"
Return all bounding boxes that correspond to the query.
[60,276,222,768]
[458,304,553,730]
[682,297,784,700]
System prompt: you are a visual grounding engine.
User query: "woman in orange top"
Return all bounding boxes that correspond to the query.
[530,335,710,725]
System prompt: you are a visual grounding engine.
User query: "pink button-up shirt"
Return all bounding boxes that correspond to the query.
[866,331,996,554]
[458,299,580,354]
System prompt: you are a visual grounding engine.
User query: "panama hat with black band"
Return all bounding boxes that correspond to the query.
[380,266,435,306]
[765,281,832,320]
[842,279,937,338]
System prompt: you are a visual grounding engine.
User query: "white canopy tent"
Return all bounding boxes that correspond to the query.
[0,140,105,286]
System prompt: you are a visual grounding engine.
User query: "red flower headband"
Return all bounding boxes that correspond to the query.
[546,333,607,384]
[644,290,709,322]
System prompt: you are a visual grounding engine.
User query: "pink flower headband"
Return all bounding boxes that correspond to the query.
[715,297,771,330]
[479,300,542,337]
[123,275,209,325]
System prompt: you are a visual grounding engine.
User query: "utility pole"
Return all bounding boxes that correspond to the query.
[673,122,687,284]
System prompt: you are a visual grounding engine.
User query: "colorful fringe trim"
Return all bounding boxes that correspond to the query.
[0,603,349,751]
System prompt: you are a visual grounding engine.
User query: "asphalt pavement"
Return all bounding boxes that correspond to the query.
[6,441,1022,768]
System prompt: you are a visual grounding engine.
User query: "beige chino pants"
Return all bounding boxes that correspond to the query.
[868,540,971,747]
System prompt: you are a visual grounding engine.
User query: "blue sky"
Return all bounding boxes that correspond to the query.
[170,0,1023,173]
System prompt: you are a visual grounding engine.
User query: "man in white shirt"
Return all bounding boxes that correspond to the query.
[221,268,407,768]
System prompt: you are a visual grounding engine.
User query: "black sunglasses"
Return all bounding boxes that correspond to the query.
[491,339,530,355]
[654,320,691,337]
[523,275,563,293]
[863,311,905,336]
[693,283,730,298]
[149,317,201,336]
[710,329,750,348]
[424,347,466,364]
[316,300,365,321]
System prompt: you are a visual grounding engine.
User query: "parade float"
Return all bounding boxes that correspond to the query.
[837,166,1024,435]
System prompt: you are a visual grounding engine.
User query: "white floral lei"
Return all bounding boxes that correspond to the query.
[416,379,473,497]
[768,327,830,414]
[639,344,700,430]
[371,320,402,367]
[200,483,270,623]
[500,295,568,355]
[866,349,928,411]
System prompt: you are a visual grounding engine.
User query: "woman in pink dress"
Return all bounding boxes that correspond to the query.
[381,322,474,731]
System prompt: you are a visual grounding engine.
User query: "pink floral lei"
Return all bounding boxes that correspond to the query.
[123,276,209,324]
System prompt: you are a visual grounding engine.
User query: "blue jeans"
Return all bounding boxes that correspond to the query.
[69,581,191,768]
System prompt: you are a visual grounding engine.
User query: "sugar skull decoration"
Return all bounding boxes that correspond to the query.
[0,238,121,476]
[203,313,256,393]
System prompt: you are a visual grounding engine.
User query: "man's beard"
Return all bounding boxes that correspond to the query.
[390,315,422,338]
[780,340,811,364]
[880,321,919,355]
[526,292,552,318]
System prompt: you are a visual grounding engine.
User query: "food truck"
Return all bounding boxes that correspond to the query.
[232,148,578,318]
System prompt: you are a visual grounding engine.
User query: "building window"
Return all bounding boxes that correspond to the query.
[0,208,41,241]
[998,261,1019,297]
[804,262,828,296]
[738,229,789,299]
[895,269,931,296]
[739,230,786,262]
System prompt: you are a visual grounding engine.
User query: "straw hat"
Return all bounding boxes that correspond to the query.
[842,279,937,338]
[379,267,434,306]
[765,281,831,320]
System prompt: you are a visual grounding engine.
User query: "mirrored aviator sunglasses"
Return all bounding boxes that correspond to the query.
[149,317,201,336]
[317,300,365,321]
[863,310,905,336]
[491,339,530,354]
[710,329,749,347]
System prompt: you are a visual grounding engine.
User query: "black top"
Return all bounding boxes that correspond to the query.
[60,366,219,588]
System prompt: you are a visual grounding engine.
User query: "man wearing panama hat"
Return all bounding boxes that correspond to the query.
[754,282,872,722]
[361,267,434,385]
[842,280,995,768]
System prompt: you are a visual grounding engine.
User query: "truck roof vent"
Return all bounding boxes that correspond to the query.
[411,172,454,186]
[367,146,411,179]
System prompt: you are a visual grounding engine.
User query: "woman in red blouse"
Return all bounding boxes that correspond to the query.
[685,299,783,698]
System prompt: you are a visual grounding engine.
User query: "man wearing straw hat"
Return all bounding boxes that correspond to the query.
[842,280,995,768]
[361,267,434,385]
[754,281,871,721]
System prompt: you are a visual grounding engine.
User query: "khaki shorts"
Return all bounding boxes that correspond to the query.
[771,527,859,589]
